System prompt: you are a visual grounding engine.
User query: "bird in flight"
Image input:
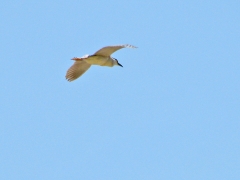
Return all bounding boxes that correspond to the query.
[65,44,137,82]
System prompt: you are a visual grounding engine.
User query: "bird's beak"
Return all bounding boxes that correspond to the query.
[118,63,123,67]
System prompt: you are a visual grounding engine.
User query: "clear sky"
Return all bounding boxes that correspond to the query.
[1,1,240,180]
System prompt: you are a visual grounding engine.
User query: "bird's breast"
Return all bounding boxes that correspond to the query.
[84,56,114,67]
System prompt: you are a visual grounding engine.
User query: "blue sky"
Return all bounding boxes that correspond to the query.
[1,1,240,179]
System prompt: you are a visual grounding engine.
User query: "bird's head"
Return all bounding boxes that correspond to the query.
[113,58,123,67]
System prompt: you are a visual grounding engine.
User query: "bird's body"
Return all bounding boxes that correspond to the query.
[84,55,116,67]
[65,44,136,81]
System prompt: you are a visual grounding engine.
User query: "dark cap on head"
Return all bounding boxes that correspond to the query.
[114,58,123,67]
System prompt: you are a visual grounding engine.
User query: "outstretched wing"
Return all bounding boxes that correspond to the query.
[93,44,137,57]
[65,61,91,82]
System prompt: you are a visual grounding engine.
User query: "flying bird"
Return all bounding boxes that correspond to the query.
[65,44,137,81]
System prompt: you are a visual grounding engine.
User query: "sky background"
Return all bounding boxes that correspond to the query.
[1,1,240,179]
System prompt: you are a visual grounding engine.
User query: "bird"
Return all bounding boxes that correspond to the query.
[65,44,137,82]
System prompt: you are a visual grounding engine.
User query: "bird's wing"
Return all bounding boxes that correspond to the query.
[65,61,91,82]
[93,44,137,57]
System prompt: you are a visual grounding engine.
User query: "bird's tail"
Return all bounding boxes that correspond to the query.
[71,57,82,61]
